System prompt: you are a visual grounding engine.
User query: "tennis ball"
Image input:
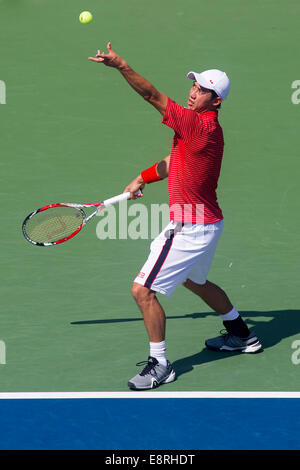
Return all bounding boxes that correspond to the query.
[79,11,93,24]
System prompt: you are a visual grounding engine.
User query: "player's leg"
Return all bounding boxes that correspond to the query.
[182,279,249,337]
[131,283,166,343]
[182,279,233,315]
[183,279,262,353]
[181,220,262,353]
[128,283,175,390]
[128,222,186,390]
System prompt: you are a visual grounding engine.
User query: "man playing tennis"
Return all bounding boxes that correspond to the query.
[89,43,262,390]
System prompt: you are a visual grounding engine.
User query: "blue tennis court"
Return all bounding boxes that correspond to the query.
[0,393,299,450]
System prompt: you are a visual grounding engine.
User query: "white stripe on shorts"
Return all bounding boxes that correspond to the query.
[134,219,224,296]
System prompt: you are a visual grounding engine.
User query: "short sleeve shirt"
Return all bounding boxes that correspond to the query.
[162,97,224,224]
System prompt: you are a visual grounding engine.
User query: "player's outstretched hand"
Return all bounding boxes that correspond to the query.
[124,176,145,200]
[88,42,125,69]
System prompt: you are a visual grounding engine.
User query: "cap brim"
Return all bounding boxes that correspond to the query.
[187,71,214,91]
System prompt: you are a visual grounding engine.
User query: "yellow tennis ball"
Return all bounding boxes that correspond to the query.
[79,11,93,24]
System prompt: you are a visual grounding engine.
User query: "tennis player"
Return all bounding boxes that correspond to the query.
[89,43,262,390]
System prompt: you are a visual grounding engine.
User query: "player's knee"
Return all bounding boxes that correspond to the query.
[131,283,153,304]
[131,282,146,302]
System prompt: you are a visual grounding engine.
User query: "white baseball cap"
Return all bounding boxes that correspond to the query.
[187,69,230,100]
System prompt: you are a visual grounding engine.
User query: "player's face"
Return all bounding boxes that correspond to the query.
[187,81,221,112]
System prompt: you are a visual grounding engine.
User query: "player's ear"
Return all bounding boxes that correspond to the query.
[213,96,222,108]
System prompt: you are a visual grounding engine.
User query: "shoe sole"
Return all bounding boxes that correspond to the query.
[205,340,263,354]
[128,369,176,391]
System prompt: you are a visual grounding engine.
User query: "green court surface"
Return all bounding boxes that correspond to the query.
[1,0,300,392]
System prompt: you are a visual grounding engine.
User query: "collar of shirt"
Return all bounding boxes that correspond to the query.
[198,110,218,118]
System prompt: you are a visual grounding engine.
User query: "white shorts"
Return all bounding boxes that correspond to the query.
[134,219,224,297]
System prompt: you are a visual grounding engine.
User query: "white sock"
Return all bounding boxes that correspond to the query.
[220,306,239,321]
[150,341,167,367]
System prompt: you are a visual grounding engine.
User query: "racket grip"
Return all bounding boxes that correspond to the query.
[103,190,142,208]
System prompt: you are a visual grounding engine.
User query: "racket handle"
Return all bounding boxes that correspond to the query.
[103,190,142,208]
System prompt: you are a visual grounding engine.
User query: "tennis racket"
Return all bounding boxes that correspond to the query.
[22,190,142,247]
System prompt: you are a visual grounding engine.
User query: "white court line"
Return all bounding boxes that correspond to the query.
[0,392,299,399]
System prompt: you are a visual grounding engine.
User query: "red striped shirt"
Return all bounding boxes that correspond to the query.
[162,97,224,224]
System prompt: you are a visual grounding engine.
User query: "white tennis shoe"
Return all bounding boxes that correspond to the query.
[128,356,176,390]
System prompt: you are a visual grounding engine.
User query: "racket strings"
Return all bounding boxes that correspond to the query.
[24,206,84,243]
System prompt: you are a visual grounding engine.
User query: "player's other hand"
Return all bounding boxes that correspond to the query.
[124,175,145,199]
[88,42,125,69]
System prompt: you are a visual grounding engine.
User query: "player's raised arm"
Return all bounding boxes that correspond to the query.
[89,42,168,115]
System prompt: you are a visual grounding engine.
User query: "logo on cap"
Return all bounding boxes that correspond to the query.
[210,80,214,84]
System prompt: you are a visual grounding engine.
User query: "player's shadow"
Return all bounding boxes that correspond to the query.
[172,309,300,378]
[71,309,300,379]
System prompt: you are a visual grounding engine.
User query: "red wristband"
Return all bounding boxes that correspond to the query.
[141,163,163,184]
